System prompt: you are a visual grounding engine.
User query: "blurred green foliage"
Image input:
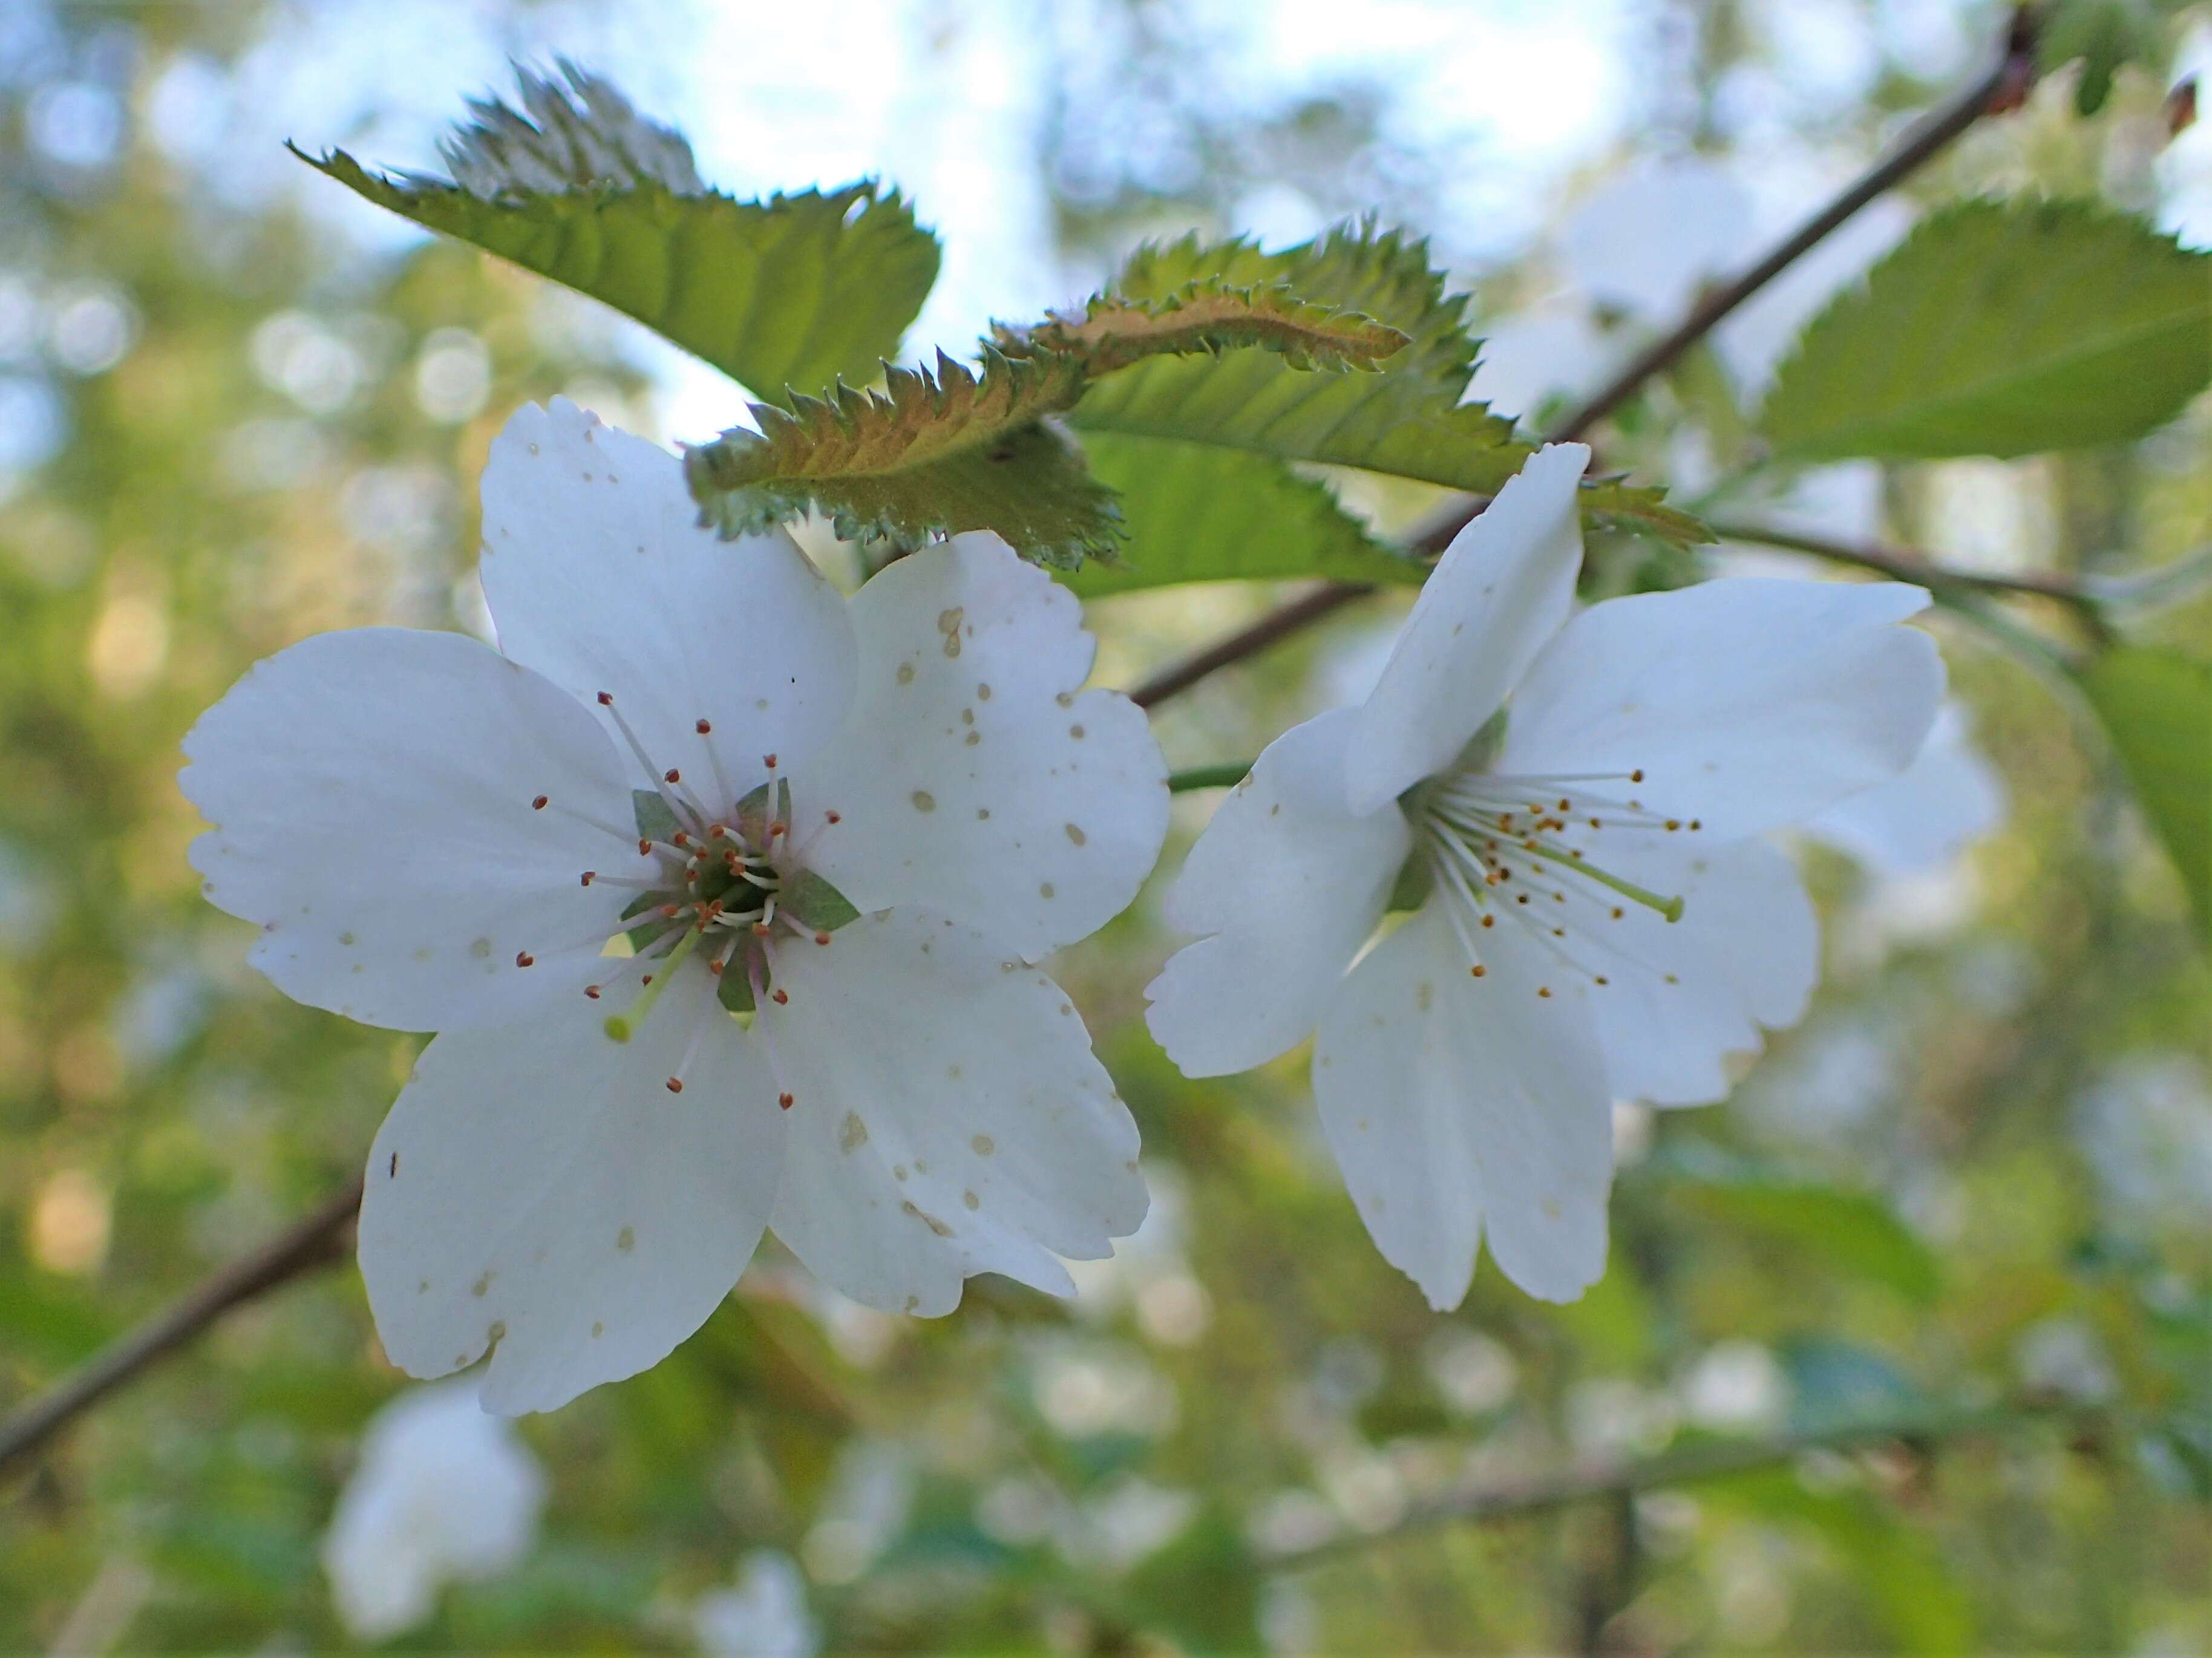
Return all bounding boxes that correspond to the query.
[2,2,2210,1655]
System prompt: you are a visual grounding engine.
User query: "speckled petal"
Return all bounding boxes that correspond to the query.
[800,534,1167,962]
[764,907,1146,1314]
[182,626,643,1032]
[360,967,784,1415]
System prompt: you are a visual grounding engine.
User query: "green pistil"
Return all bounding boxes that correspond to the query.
[1523,837,1684,922]
[604,923,704,1042]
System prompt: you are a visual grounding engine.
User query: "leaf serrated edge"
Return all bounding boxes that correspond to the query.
[1757,194,2211,460]
[998,278,1410,376]
[296,141,914,241]
[686,345,1091,497]
[1114,218,1478,380]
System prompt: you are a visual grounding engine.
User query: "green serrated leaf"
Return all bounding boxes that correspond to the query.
[1070,223,1700,550]
[430,57,706,196]
[1062,433,1424,596]
[684,279,1416,569]
[1112,224,1474,377]
[2078,645,2212,946]
[685,349,1122,567]
[299,65,939,403]
[999,277,1410,376]
[1759,198,2212,460]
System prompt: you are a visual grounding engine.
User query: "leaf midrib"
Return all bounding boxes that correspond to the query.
[1769,268,2207,455]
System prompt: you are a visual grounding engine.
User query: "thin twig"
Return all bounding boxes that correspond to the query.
[1126,583,1369,710]
[1710,518,2110,614]
[1551,7,2035,442]
[1264,1394,2094,1570]
[1121,6,2038,712]
[0,1178,364,1480]
[0,10,2044,1481]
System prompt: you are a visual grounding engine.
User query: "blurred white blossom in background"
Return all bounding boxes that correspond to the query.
[690,1551,818,1658]
[320,1382,547,1640]
[1805,703,2007,876]
[2077,1053,2212,1224]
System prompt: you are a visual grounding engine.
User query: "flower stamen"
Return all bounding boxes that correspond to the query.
[596,690,705,831]
[1413,758,1691,993]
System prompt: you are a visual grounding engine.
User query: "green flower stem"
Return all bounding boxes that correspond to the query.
[1168,763,1255,792]
[1707,518,2113,630]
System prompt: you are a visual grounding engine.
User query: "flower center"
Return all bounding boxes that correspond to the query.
[1408,759,1699,994]
[524,694,857,1103]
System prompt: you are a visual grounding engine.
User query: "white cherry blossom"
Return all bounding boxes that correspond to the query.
[1145,444,1943,1310]
[690,1551,819,1658]
[321,1382,546,1640]
[1804,702,2006,875]
[183,399,1165,1413]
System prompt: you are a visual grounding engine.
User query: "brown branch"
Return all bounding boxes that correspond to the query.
[0,10,2047,1482]
[1119,6,2038,711]
[0,1178,364,1481]
[1552,6,2037,441]
[1127,582,1369,708]
[1709,518,2112,616]
[1263,1393,2095,1570]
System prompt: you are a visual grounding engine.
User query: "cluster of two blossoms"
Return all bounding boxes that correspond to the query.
[182,403,1943,1414]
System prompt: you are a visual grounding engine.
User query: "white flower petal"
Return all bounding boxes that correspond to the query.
[479,400,857,799]
[1499,578,1943,840]
[1312,905,1613,1309]
[360,968,783,1415]
[1554,836,1819,1106]
[803,533,1167,959]
[1346,444,1590,815]
[764,908,1147,1315]
[1804,703,2006,874]
[181,627,640,1032]
[1145,710,1409,1077]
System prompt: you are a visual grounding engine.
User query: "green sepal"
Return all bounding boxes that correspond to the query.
[618,890,672,953]
[733,779,791,846]
[632,789,679,845]
[777,869,861,933]
[1386,853,1434,915]
[717,958,759,1014]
